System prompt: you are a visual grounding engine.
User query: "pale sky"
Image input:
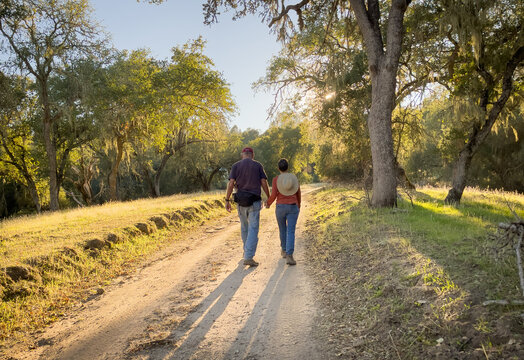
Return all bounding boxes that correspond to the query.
[89,0,283,132]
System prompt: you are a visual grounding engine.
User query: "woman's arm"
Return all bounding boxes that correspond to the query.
[266,177,279,207]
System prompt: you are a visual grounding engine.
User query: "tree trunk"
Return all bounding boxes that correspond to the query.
[349,0,409,207]
[77,182,93,206]
[137,161,155,198]
[152,152,173,197]
[367,64,398,206]
[43,116,60,211]
[26,177,41,213]
[38,79,61,211]
[108,135,124,201]
[202,167,220,192]
[444,145,473,204]
[0,179,7,218]
[445,46,524,204]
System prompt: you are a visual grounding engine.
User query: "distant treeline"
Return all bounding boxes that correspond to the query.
[1,0,522,217]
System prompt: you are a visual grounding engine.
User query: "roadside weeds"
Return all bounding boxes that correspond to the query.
[304,187,524,359]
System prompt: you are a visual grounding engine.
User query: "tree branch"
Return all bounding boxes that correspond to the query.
[269,0,310,27]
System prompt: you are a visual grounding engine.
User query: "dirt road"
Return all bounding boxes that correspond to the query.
[19,190,323,360]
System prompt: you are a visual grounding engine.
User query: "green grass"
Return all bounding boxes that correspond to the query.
[305,185,524,359]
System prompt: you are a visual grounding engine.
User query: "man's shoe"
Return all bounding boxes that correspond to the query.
[243,258,259,267]
[281,249,287,258]
[286,255,296,265]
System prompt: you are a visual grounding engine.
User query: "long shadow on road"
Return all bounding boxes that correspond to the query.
[222,261,290,359]
[164,261,257,359]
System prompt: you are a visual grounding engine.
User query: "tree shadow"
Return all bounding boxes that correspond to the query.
[391,201,520,300]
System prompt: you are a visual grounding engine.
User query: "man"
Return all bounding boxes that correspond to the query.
[225,147,270,267]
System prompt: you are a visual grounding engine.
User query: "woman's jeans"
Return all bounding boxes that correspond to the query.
[275,204,300,255]
[237,200,262,259]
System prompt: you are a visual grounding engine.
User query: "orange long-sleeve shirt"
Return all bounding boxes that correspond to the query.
[266,175,301,207]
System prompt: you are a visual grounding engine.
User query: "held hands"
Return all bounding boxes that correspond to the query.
[225,198,270,211]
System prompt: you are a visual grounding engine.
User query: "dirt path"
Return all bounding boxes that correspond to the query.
[18,190,323,360]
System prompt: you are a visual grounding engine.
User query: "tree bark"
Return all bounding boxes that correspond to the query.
[445,46,524,204]
[108,135,125,201]
[349,0,410,207]
[25,177,41,213]
[142,167,156,198]
[76,182,93,205]
[42,85,60,210]
[153,151,173,197]
[445,146,473,204]
[367,64,398,206]
[203,167,220,192]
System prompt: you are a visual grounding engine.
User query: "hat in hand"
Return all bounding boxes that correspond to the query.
[277,173,299,196]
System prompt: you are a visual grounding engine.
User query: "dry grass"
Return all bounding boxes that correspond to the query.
[0,191,227,351]
[0,191,223,268]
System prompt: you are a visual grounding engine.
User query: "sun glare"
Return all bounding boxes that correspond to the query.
[325,92,336,100]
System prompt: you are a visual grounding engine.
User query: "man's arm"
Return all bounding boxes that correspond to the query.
[261,178,270,199]
[225,179,235,212]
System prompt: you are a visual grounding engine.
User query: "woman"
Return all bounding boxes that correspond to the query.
[265,158,301,265]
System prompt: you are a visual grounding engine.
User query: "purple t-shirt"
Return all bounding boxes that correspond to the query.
[229,158,267,196]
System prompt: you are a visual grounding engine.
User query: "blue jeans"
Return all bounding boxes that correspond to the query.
[275,204,300,255]
[237,200,262,259]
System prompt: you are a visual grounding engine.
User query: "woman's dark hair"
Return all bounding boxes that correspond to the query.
[278,158,289,172]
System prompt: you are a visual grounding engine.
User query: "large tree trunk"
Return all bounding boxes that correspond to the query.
[367,63,398,206]
[445,46,524,204]
[349,0,409,207]
[108,135,124,201]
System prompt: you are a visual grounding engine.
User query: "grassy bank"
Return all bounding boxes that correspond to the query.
[305,186,524,359]
[0,192,227,350]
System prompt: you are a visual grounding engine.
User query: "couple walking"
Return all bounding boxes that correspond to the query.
[225,147,301,267]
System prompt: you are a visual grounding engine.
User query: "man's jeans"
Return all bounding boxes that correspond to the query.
[237,200,262,259]
[275,203,300,255]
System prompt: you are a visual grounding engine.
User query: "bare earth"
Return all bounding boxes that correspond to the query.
[17,191,323,360]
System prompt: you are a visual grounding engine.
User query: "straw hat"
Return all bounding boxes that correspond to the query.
[276,173,299,196]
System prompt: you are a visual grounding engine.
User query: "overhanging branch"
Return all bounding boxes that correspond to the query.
[269,0,310,27]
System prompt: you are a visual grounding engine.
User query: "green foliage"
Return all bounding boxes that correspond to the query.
[468,111,524,191]
[0,73,46,213]
[246,118,318,182]
[404,94,524,191]
[2,0,523,216]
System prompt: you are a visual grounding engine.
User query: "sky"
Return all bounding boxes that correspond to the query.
[89,0,283,133]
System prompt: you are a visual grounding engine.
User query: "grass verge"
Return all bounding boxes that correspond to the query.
[305,186,524,359]
[0,192,227,353]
